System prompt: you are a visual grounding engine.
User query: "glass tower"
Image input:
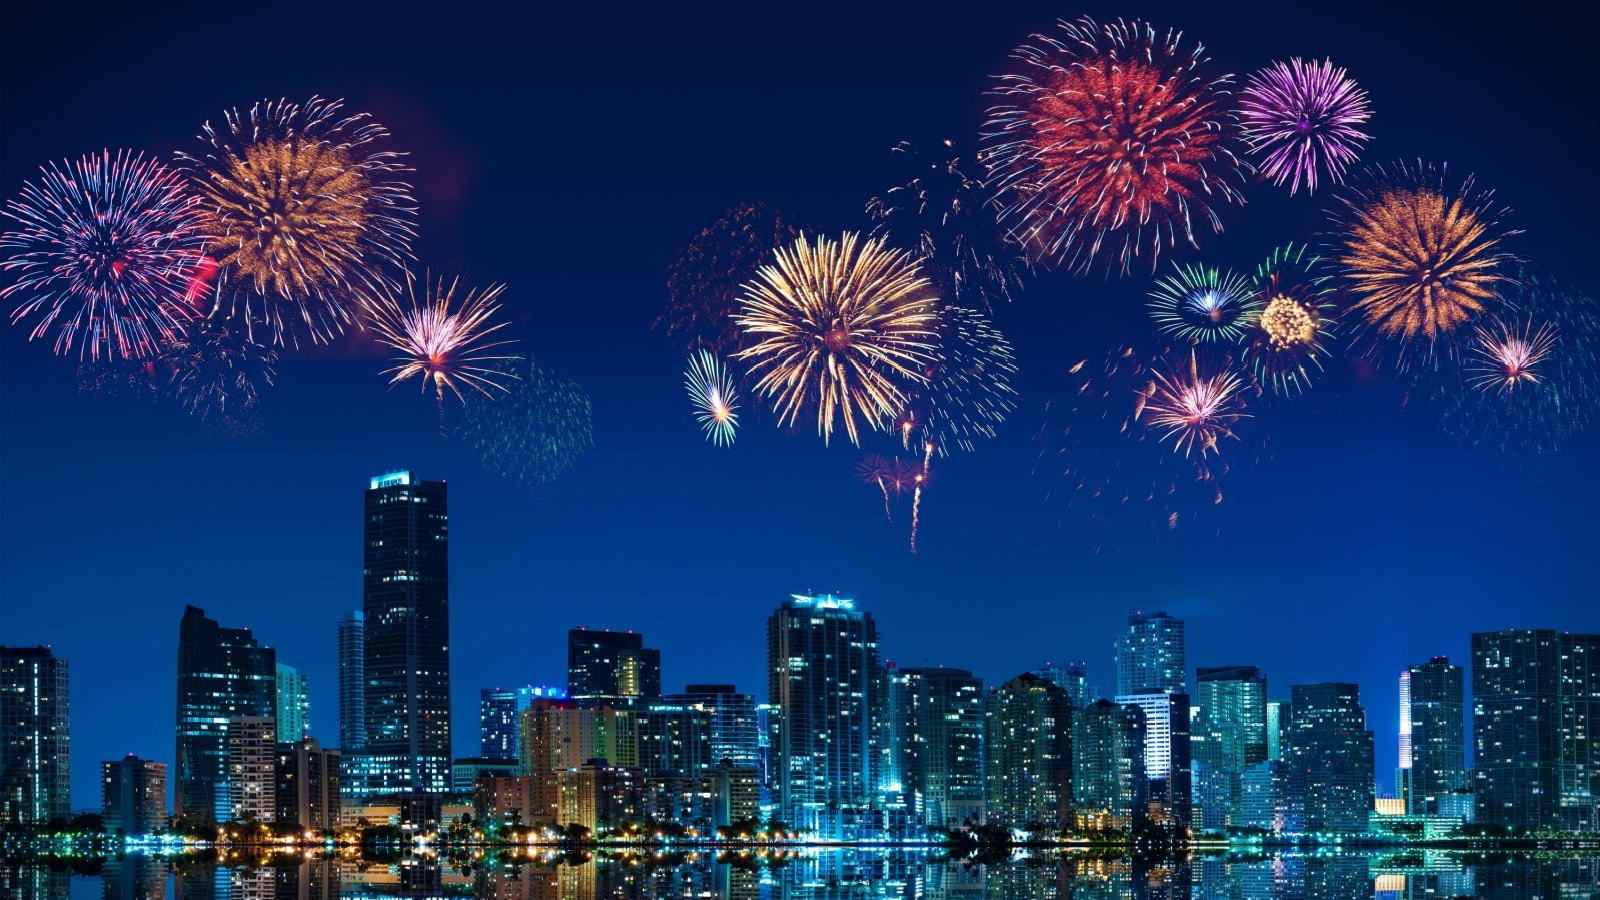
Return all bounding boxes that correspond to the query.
[1404,656,1466,816]
[889,666,985,828]
[362,470,452,794]
[567,629,661,709]
[669,684,760,771]
[0,645,70,825]
[1194,665,1267,829]
[275,663,309,742]
[1286,682,1374,833]
[174,605,275,823]
[337,610,365,751]
[480,689,519,759]
[1116,611,1186,696]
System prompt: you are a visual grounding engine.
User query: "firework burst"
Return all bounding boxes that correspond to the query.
[163,312,280,434]
[363,273,518,405]
[657,202,798,356]
[458,358,594,492]
[856,454,919,522]
[2,150,208,361]
[981,16,1246,275]
[895,304,1017,455]
[180,96,417,345]
[1141,349,1250,458]
[1240,58,1373,195]
[733,232,939,446]
[1466,317,1557,395]
[685,349,739,446]
[1243,244,1338,395]
[867,140,1030,309]
[1146,262,1260,343]
[1331,161,1516,364]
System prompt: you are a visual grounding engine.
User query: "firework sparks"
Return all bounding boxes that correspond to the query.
[1331,161,1516,363]
[363,273,518,405]
[856,454,922,523]
[896,304,1017,455]
[1467,317,1557,395]
[733,232,939,446]
[1243,244,1338,395]
[1146,263,1260,343]
[909,441,933,554]
[180,96,417,345]
[163,313,280,435]
[657,202,798,356]
[1240,58,1373,195]
[2,150,208,361]
[685,349,739,446]
[981,16,1246,275]
[1142,350,1250,458]
[458,358,594,492]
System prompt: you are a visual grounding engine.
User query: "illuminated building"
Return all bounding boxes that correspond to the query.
[362,470,452,794]
[1116,611,1186,696]
[1286,682,1374,833]
[0,645,70,826]
[1193,666,1267,830]
[671,684,760,771]
[102,754,166,836]
[226,716,276,822]
[1240,760,1302,835]
[1403,656,1466,816]
[556,761,645,833]
[888,665,986,828]
[1266,700,1286,761]
[1073,699,1145,831]
[275,663,309,742]
[337,610,364,752]
[175,606,275,823]
[275,738,341,831]
[567,629,661,709]
[1033,661,1097,709]
[479,688,519,759]
[451,757,519,794]
[986,672,1073,830]
[767,592,883,838]
[639,699,715,777]
[1115,690,1192,830]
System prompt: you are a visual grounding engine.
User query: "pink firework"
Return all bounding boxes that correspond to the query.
[1466,317,1558,395]
[1140,350,1250,458]
[1240,58,1372,196]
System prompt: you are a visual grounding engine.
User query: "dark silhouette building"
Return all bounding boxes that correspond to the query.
[1402,656,1466,816]
[567,629,661,709]
[1286,682,1374,834]
[102,754,166,835]
[174,606,275,823]
[888,665,985,828]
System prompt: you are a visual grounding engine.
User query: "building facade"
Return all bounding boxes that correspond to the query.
[986,672,1073,831]
[1116,611,1186,696]
[0,645,70,825]
[1115,691,1192,831]
[275,738,341,831]
[1403,656,1466,816]
[1073,699,1145,831]
[889,666,985,828]
[639,700,715,778]
[671,684,760,772]
[175,606,276,823]
[337,610,365,752]
[276,663,310,743]
[1193,666,1267,831]
[567,629,661,709]
[102,754,166,836]
[480,689,519,760]
[226,716,277,822]
[1286,682,1374,834]
[362,470,452,794]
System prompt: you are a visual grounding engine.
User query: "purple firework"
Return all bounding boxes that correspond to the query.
[1240,58,1372,196]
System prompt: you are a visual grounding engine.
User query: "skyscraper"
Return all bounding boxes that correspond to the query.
[276,663,309,742]
[1286,682,1374,833]
[226,716,276,822]
[1073,699,1146,831]
[362,470,452,794]
[480,689,519,759]
[767,592,882,838]
[0,646,70,825]
[671,684,760,771]
[175,606,275,823]
[638,700,715,777]
[1193,666,1267,830]
[568,629,661,709]
[102,755,167,836]
[889,666,985,828]
[1115,690,1192,830]
[337,610,364,751]
[1403,656,1466,816]
[1266,700,1286,762]
[275,738,341,831]
[985,672,1073,830]
[1557,634,1599,832]
[1116,611,1186,696]
[1032,661,1096,710]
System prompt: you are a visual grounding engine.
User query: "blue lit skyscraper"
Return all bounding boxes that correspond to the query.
[174,605,275,823]
[1287,682,1374,833]
[889,666,985,828]
[480,689,519,759]
[1,646,71,825]
[275,663,309,742]
[1116,611,1186,696]
[338,611,364,752]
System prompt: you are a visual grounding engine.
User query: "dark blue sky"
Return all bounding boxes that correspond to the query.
[2,0,1596,811]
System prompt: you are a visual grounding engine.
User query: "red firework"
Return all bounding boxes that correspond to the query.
[981,17,1245,275]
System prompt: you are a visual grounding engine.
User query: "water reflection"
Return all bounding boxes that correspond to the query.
[6,849,1598,900]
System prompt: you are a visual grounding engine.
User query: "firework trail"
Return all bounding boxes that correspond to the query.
[180,96,417,345]
[685,349,739,446]
[1142,349,1250,458]
[458,358,594,492]
[2,150,208,361]
[1330,160,1516,366]
[856,455,898,521]
[362,272,518,411]
[896,304,1017,455]
[1240,58,1373,195]
[1243,244,1338,395]
[981,16,1246,275]
[867,140,1030,310]
[1146,262,1260,343]
[657,202,798,356]
[909,441,933,554]
[733,232,939,446]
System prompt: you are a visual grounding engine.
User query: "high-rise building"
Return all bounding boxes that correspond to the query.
[276,663,309,742]
[337,610,365,752]
[1116,611,1186,696]
[480,689,519,759]
[889,666,985,828]
[1073,699,1146,831]
[102,755,166,836]
[275,738,341,832]
[1402,656,1466,816]
[672,684,760,771]
[985,672,1073,831]
[567,629,661,709]
[1286,682,1374,834]
[1033,661,1096,710]
[362,470,452,794]
[1266,700,1286,762]
[175,606,276,823]
[767,593,882,838]
[1193,666,1267,830]
[639,700,715,777]
[1473,629,1600,831]
[1115,691,1192,831]
[1240,759,1303,836]
[0,646,70,826]
[226,716,276,823]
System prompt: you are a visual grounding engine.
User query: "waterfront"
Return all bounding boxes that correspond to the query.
[7,849,1599,899]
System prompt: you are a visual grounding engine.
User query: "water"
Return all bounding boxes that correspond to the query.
[7,849,1598,899]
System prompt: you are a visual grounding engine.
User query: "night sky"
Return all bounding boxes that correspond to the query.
[2,0,1596,812]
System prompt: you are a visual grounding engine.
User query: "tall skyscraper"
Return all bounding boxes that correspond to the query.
[275,663,309,742]
[638,700,715,777]
[1115,690,1192,830]
[1032,661,1096,710]
[362,470,452,794]
[767,593,882,838]
[1193,666,1267,830]
[1473,629,1600,831]
[1116,611,1186,696]
[568,629,661,709]
[102,754,167,835]
[672,684,760,771]
[0,646,70,825]
[480,689,519,759]
[1402,656,1466,816]
[227,716,277,823]
[985,672,1073,830]
[889,666,985,828]
[1073,699,1146,831]
[1286,682,1374,833]
[337,610,365,751]
[175,606,275,823]
[1266,700,1286,762]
